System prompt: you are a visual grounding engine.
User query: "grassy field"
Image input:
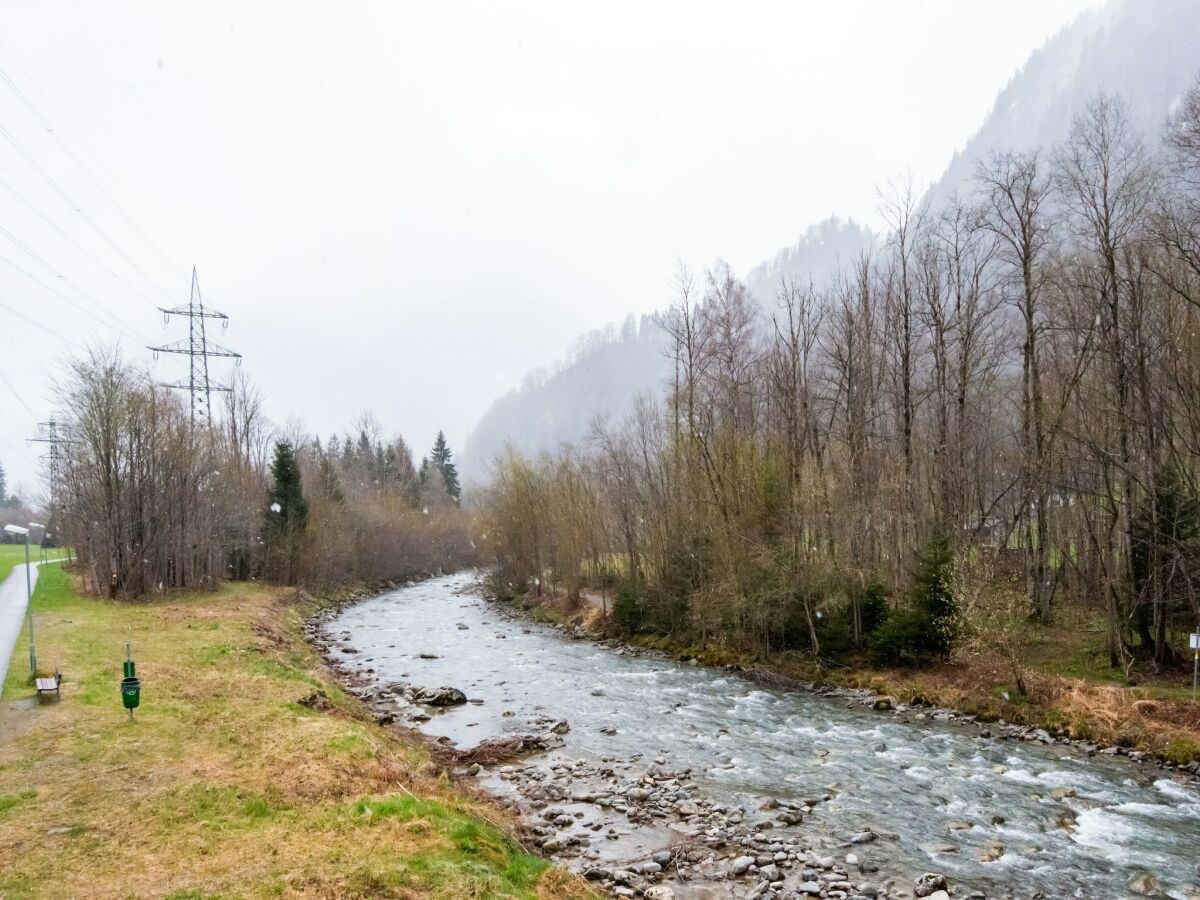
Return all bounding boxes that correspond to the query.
[0,545,69,584]
[0,567,593,900]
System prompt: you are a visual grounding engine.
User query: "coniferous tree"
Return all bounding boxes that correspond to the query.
[263,440,309,584]
[868,530,958,665]
[0,458,7,508]
[429,431,461,504]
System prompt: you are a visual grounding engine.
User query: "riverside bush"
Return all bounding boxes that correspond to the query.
[613,581,646,633]
[870,531,958,666]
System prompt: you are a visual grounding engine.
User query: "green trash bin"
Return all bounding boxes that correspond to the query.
[121,676,141,710]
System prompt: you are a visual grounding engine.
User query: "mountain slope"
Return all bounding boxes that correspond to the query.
[463,0,1200,484]
[934,0,1200,201]
[461,317,670,481]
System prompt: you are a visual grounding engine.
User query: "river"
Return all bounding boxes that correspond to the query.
[326,573,1200,900]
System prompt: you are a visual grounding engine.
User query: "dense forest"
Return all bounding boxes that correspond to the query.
[482,87,1200,680]
[45,353,471,597]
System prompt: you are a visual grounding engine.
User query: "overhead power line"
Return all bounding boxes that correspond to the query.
[0,119,178,308]
[0,171,165,310]
[0,368,37,419]
[0,240,148,344]
[0,297,87,350]
[0,433,37,466]
[0,44,191,286]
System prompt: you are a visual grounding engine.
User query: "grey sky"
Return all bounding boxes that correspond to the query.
[0,0,1102,493]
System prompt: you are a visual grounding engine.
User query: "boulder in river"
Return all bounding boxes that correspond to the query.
[416,686,468,706]
[1127,872,1160,895]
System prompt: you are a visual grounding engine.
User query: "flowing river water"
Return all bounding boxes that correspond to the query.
[326,574,1200,899]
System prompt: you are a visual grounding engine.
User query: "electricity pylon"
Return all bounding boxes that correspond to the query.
[28,418,76,517]
[149,267,241,425]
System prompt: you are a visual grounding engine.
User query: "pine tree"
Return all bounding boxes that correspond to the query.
[869,530,958,665]
[317,452,344,504]
[263,441,309,584]
[429,431,461,503]
[0,458,7,508]
[909,530,958,657]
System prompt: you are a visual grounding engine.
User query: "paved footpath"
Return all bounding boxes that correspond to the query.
[0,561,41,684]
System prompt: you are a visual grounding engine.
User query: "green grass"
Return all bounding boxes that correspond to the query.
[0,545,68,584]
[348,795,551,895]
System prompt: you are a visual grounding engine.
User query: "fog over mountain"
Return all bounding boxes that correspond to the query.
[462,0,1200,484]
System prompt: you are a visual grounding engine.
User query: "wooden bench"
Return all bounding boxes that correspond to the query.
[35,667,62,702]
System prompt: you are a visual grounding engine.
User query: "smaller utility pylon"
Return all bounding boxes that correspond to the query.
[29,418,78,553]
[149,268,241,426]
[29,419,77,512]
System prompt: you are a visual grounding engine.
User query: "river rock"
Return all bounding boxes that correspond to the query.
[1128,872,1159,895]
[644,887,675,900]
[798,882,822,896]
[914,872,947,897]
[730,854,755,875]
[417,686,467,706]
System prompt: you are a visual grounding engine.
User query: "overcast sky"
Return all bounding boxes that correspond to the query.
[0,0,1104,493]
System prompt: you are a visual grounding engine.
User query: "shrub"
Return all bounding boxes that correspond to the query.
[613,581,646,633]
[869,531,958,666]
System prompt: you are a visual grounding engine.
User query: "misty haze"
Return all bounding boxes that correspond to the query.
[4,2,1200,899]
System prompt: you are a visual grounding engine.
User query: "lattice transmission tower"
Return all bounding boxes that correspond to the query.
[149,267,241,425]
[28,418,77,519]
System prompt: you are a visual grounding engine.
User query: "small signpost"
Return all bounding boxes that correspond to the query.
[1191,632,1200,702]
